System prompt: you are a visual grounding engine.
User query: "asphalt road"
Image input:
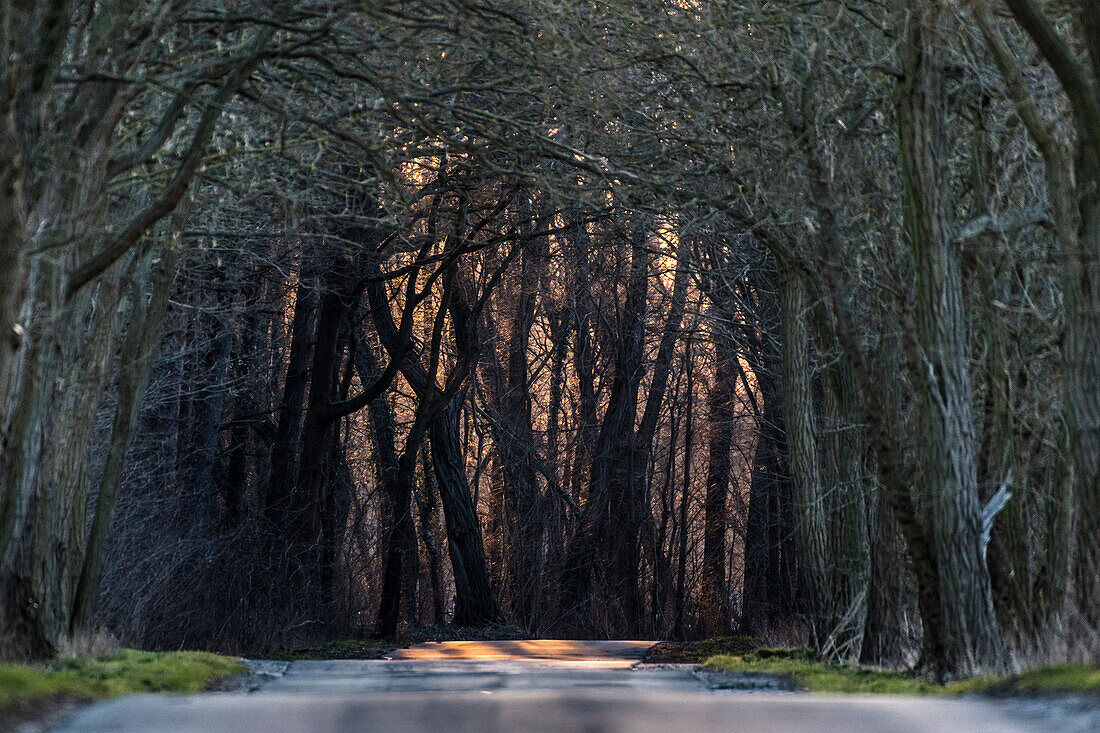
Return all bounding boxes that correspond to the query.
[55,640,1059,732]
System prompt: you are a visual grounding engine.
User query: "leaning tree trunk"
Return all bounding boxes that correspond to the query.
[429,398,501,626]
[0,269,125,658]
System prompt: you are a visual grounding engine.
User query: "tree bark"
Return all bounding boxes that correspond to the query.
[292,262,354,609]
[265,270,318,534]
[779,271,829,646]
[0,75,26,418]
[700,326,736,635]
[975,2,1084,630]
[897,4,1003,677]
[674,340,695,639]
[818,348,870,658]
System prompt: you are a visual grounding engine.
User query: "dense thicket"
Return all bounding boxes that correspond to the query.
[1,0,1097,682]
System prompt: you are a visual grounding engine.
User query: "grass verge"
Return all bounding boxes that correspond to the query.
[964,665,1100,696]
[704,648,1100,696]
[0,649,244,709]
[705,648,943,693]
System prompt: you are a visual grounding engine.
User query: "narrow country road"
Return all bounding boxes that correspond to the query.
[56,641,1055,732]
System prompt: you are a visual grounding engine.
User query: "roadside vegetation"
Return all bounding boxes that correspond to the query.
[0,650,243,709]
[704,649,1100,696]
[973,665,1100,696]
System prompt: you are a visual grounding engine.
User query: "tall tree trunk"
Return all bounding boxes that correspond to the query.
[897,4,1003,677]
[827,276,948,678]
[265,270,318,534]
[860,493,914,667]
[975,2,1085,630]
[674,340,694,639]
[1068,131,1100,633]
[818,351,870,658]
[544,308,571,583]
[561,218,599,615]
[365,266,500,628]
[732,275,794,632]
[701,326,736,636]
[631,236,690,634]
[779,271,829,647]
[0,267,124,658]
[742,356,778,633]
[975,259,1031,634]
[0,81,26,417]
[1065,5,1100,621]
[293,267,351,611]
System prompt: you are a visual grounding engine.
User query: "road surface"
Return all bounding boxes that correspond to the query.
[56,640,1063,732]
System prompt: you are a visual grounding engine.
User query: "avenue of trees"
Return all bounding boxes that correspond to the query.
[0,0,1097,682]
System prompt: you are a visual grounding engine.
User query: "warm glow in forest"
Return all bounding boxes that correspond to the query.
[0,2,1098,730]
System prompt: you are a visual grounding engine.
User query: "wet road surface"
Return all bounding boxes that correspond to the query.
[55,640,1052,732]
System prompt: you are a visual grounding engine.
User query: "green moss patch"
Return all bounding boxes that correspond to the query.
[705,648,944,694]
[0,650,243,710]
[705,649,1100,696]
[961,665,1100,696]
